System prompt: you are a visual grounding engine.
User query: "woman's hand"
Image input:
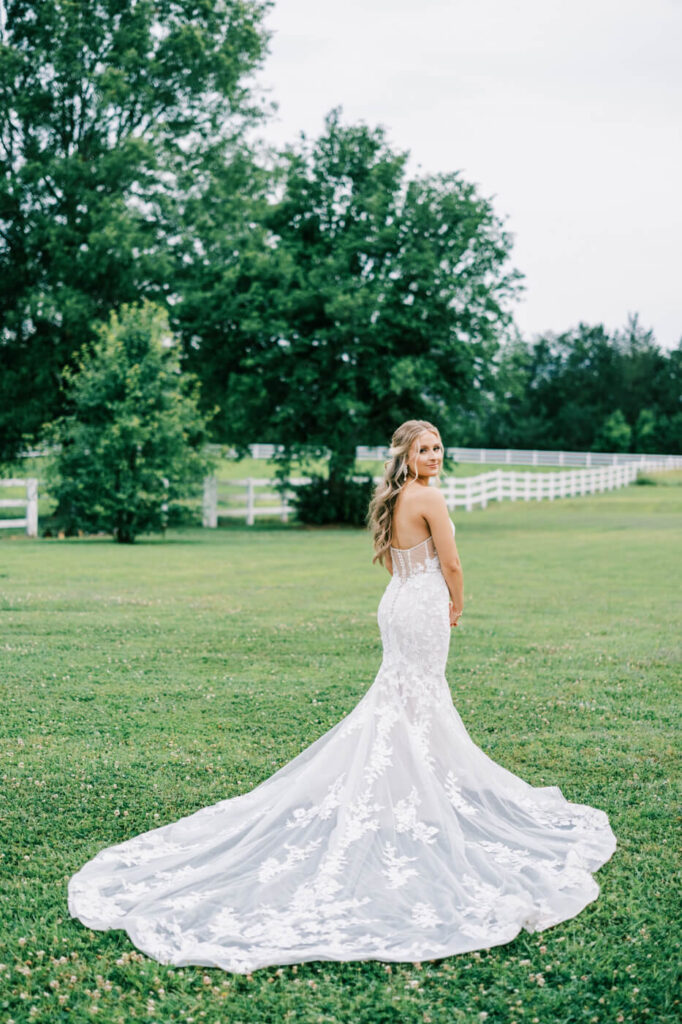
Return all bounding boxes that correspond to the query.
[449,602,463,628]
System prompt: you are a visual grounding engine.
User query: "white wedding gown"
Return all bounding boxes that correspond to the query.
[68,525,617,973]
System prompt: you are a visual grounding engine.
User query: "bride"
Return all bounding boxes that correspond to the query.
[68,419,617,973]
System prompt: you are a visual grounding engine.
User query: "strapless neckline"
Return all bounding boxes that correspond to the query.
[390,537,432,553]
[390,520,455,553]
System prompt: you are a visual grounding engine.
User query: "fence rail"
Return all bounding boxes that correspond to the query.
[2,461,673,535]
[202,462,665,525]
[359,446,682,469]
[438,464,641,510]
[0,478,38,536]
[214,443,682,469]
[203,476,310,527]
[18,442,682,469]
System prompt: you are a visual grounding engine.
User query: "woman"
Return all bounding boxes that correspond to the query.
[68,419,616,973]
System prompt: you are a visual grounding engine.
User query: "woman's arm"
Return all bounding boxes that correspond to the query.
[420,488,463,623]
[385,549,393,576]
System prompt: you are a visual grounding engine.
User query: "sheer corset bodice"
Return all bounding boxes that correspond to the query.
[389,520,455,583]
[390,536,440,582]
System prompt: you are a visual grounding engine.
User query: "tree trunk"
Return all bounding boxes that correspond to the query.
[115,510,135,543]
[328,445,357,485]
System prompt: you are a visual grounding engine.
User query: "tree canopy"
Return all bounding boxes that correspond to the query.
[0,0,270,461]
[0,1,679,472]
[181,110,522,478]
[476,316,682,453]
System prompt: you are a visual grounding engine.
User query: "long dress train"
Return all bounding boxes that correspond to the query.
[68,526,617,973]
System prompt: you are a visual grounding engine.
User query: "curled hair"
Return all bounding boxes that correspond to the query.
[367,419,442,565]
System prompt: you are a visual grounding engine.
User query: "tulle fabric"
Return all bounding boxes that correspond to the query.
[68,524,616,973]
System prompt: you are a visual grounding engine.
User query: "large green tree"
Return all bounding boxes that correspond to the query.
[181,110,522,478]
[0,0,269,461]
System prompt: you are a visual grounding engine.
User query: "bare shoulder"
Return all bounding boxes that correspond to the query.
[414,486,448,510]
[410,486,449,523]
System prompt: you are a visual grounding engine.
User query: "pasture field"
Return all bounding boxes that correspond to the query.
[1,483,680,1023]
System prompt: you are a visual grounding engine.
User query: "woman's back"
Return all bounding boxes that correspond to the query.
[391,483,434,550]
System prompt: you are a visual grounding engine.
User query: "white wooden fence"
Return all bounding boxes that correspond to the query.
[1,462,671,534]
[227,443,681,470]
[202,462,662,526]
[361,446,682,469]
[0,478,38,536]
[203,476,307,527]
[438,464,641,510]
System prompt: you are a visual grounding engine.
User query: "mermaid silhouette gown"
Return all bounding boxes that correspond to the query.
[68,524,617,973]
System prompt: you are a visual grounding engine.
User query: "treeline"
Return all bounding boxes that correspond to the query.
[0,0,679,479]
[465,318,681,454]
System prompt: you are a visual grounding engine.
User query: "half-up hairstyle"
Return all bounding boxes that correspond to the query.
[367,419,442,565]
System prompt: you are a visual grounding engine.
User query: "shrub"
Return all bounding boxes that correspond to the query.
[45,302,212,542]
[291,474,375,526]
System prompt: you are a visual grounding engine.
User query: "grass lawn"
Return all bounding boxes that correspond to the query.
[1,483,680,1023]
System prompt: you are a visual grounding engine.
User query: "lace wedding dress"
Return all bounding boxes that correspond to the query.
[68,524,617,973]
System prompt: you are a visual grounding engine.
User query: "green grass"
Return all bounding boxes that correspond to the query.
[1,485,680,1023]
[635,469,682,486]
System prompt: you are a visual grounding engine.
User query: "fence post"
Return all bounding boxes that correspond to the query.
[202,476,218,528]
[246,478,255,526]
[477,476,484,509]
[281,483,290,523]
[26,478,38,537]
[161,476,169,525]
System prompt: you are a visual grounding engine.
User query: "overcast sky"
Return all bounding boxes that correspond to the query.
[255,0,681,349]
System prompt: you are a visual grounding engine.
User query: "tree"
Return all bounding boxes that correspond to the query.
[592,409,631,453]
[0,0,270,461]
[182,110,522,479]
[634,408,659,453]
[46,302,212,543]
[478,317,681,454]
[517,324,621,451]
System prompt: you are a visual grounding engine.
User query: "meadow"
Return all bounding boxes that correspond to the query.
[1,482,680,1023]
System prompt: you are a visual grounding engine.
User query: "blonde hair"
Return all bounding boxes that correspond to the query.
[367,419,442,565]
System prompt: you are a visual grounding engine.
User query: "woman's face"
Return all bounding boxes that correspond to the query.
[409,430,443,480]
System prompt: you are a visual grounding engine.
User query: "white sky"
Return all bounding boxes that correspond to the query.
[255,0,682,349]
